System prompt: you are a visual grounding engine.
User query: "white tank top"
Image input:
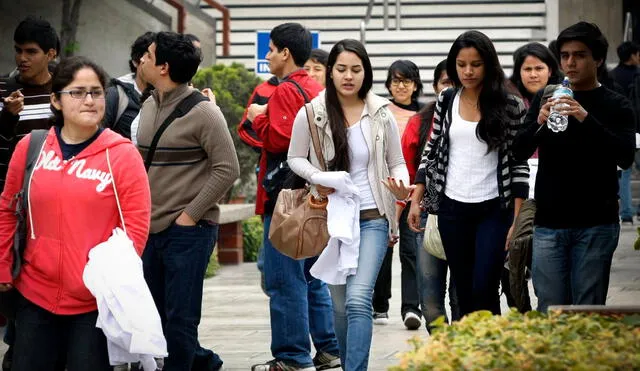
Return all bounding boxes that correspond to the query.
[444,89,499,203]
[347,121,377,210]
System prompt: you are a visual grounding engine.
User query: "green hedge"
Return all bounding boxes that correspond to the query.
[243,216,263,262]
[392,309,640,370]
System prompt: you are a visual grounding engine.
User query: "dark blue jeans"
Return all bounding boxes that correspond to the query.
[437,196,512,316]
[11,295,110,371]
[415,214,459,331]
[263,214,339,367]
[532,224,619,312]
[142,221,222,371]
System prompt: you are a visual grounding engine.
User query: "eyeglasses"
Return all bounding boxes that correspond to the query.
[58,89,105,100]
[391,78,414,87]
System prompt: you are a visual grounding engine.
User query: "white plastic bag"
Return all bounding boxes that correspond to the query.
[422,215,446,260]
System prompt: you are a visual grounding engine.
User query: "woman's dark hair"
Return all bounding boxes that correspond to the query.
[50,56,109,127]
[509,42,562,102]
[325,39,373,172]
[446,30,509,152]
[413,59,449,169]
[385,59,424,102]
[309,48,329,67]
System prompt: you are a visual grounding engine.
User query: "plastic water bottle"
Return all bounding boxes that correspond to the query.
[547,77,573,133]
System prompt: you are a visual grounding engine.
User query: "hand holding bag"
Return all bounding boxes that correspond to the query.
[269,104,330,260]
[422,214,446,260]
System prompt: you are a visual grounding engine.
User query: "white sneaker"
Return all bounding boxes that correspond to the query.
[373,311,389,325]
[403,311,422,330]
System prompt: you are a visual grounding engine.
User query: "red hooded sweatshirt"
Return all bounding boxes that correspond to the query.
[0,128,151,315]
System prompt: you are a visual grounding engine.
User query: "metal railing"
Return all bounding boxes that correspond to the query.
[624,12,633,42]
[361,0,401,46]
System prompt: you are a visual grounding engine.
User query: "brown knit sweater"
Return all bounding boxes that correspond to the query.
[137,84,240,233]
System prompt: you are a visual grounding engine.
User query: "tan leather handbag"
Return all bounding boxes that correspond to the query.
[269,104,330,260]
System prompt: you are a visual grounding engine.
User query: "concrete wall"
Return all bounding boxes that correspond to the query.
[557,0,624,63]
[0,0,216,79]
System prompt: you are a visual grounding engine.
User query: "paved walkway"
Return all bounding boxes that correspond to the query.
[0,223,638,370]
[199,222,640,370]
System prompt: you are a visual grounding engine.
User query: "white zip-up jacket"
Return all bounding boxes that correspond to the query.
[287,90,409,234]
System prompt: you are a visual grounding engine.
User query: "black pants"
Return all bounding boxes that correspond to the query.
[372,205,421,317]
[437,196,512,317]
[11,295,110,371]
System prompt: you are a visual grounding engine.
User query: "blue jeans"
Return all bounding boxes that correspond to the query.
[415,214,459,332]
[263,215,339,367]
[328,218,389,371]
[372,205,421,317]
[142,221,223,371]
[437,196,512,316]
[532,224,619,312]
[618,167,633,220]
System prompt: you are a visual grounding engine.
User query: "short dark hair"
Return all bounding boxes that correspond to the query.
[51,56,109,127]
[129,32,156,73]
[14,16,60,55]
[617,41,640,63]
[153,32,201,84]
[309,48,329,67]
[270,23,312,67]
[184,33,201,44]
[557,21,609,62]
[510,42,563,101]
[385,59,424,101]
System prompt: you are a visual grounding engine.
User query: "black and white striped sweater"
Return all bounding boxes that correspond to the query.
[415,88,529,209]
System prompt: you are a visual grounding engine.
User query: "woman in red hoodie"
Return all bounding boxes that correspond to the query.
[0,56,151,371]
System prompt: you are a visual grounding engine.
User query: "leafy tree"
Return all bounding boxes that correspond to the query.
[191,63,263,201]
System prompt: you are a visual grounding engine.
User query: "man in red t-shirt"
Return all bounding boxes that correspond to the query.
[246,23,340,371]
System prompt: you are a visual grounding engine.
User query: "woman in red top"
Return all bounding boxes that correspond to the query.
[0,56,151,371]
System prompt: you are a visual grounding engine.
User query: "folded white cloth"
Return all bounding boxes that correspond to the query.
[309,171,361,285]
[83,228,167,371]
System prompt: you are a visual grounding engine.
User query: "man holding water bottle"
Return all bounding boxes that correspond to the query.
[513,22,636,312]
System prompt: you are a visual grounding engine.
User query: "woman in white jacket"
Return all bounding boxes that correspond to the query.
[287,39,412,371]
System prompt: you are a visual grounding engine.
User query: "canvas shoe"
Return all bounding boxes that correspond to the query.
[312,352,340,370]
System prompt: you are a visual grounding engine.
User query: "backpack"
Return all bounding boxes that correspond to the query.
[108,79,141,139]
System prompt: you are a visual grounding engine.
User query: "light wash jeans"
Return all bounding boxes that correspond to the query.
[618,167,634,220]
[532,224,619,312]
[328,217,389,371]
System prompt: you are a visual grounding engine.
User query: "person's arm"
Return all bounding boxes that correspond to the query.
[287,106,323,182]
[111,143,151,255]
[252,85,305,153]
[0,89,22,140]
[0,135,29,285]
[415,90,447,185]
[237,86,262,148]
[507,95,530,201]
[512,91,551,161]
[385,112,410,186]
[401,114,421,183]
[581,96,635,169]
[181,103,240,223]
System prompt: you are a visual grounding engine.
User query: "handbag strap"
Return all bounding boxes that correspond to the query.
[105,148,126,235]
[305,103,326,171]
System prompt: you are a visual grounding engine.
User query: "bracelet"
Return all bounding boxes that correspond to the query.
[396,200,407,208]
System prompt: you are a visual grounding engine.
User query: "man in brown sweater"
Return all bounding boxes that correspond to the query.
[137,32,239,371]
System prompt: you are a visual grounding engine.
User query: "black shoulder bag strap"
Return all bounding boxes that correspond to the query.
[12,129,48,279]
[283,79,310,103]
[144,91,209,172]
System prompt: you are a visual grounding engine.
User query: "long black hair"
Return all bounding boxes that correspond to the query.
[447,30,509,152]
[50,56,108,127]
[414,59,448,169]
[509,42,562,102]
[325,39,373,172]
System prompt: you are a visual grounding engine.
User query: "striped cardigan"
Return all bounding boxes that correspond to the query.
[415,88,529,209]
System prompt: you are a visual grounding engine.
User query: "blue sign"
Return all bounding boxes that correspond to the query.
[255,30,320,75]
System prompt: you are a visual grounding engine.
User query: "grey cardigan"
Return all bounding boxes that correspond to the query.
[287,90,409,234]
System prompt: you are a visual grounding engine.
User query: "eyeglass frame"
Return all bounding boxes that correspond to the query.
[390,78,415,87]
[57,89,106,100]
